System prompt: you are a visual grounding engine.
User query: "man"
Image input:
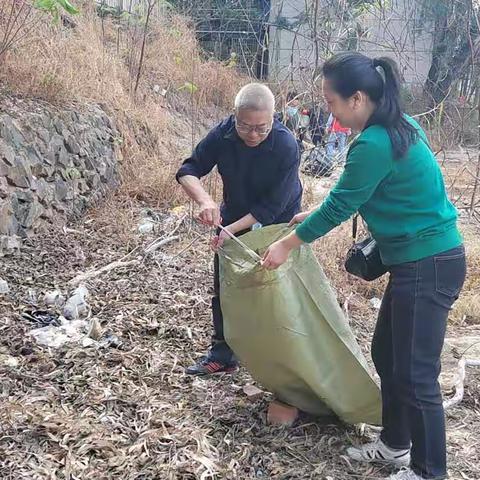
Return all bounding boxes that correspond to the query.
[282,91,306,154]
[308,102,326,146]
[176,83,302,376]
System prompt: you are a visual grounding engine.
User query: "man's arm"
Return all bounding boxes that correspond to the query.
[176,127,221,226]
[178,175,221,226]
[228,213,258,234]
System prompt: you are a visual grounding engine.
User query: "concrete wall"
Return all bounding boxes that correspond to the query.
[268,0,433,86]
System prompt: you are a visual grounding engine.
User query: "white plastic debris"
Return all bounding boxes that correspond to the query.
[44,290,66,307]
[370,297,382,310]
[63,285,89,320]
[0,278,9,294]
[29,317,88,348]
[138,220,155,234]
[0,354,18,367]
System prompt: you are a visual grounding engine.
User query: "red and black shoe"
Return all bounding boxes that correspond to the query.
[185,356,238,376]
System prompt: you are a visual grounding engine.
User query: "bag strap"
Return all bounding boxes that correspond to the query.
[352,214,359,241]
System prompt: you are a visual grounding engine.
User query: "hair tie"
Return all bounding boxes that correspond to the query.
[373,59,385,83]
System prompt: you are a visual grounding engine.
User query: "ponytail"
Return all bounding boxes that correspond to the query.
[323,53,418,159]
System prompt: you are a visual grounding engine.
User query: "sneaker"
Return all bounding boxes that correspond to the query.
[185,356,238,376]
[388,468,425,479]
[347,438,410,468]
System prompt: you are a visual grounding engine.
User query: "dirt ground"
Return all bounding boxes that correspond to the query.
[1,174,479,480]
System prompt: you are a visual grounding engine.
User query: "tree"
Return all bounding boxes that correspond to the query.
[421,0,480,106]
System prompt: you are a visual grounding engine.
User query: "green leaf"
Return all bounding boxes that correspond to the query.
[178,81,198,94]
[34,0,79,17]
[58,0,79,15]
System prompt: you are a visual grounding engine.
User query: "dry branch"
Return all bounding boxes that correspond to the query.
[443,357,480,410]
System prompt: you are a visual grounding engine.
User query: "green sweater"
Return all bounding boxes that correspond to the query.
[296,116,462,265]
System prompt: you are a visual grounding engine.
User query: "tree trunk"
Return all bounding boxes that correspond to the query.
[424,0,479,107]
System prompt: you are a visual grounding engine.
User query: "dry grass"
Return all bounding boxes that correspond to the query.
[0,3,244,207]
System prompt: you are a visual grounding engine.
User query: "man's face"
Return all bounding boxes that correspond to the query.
[235,109,273,148]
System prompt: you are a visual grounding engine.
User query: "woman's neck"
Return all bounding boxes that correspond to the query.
[355,101,377,131]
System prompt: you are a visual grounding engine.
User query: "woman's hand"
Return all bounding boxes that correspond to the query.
[261,233,304,270]
[289,209,314,226]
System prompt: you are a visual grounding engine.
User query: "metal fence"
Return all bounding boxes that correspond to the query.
[96,0,168,17]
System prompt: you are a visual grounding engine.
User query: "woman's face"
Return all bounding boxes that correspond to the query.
[322,78,369,130]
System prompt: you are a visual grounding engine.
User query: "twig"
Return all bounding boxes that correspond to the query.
[144,235,179,254]
[443,357,480,410]
[144,214,186,253]
[68,259,141,286]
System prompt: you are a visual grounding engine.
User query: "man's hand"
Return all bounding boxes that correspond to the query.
[211,228,232,252]
[198,200,221,227]
[288,209,314,226]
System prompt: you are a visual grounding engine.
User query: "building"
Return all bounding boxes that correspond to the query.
[268,0,433,85]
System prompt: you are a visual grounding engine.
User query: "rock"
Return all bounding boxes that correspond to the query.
[72,195,87,215]
[0,116,25,148]
[36,127,50,144]
[5,155,31,188]
[0,278,9,294]
[84,171,100,189]
[11,192,44,229]
[0,235,21,256]
[55,179,70,202]
[65,135,81,155]
[267,401,299,427]
[0,177,8,198]
[32,178,54,203]
[0,200,18,235]
[53,118,65,135]
[31,162,54,178]
[0,139,15,168]
[0,101,120,238]
[243,384,264,401]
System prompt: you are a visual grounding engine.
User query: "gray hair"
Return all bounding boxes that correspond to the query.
[234,83,275,113]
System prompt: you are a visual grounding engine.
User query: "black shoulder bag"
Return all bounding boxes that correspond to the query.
[344,214,388,281]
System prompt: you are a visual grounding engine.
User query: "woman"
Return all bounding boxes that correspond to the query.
[262,52,466,480]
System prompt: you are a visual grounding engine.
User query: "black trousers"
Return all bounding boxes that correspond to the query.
[208,227,252,363]
[208,253,236,363]
[372,246,466,479]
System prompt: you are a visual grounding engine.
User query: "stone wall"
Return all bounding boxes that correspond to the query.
[0,95,121,240]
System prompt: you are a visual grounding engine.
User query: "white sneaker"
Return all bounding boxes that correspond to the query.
[347,438,411,468]
[388,468,425,479]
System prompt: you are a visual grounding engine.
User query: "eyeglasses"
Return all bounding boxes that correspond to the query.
[235,118,272,136]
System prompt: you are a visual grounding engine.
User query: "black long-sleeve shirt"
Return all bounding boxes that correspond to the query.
[176,115,303,226]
